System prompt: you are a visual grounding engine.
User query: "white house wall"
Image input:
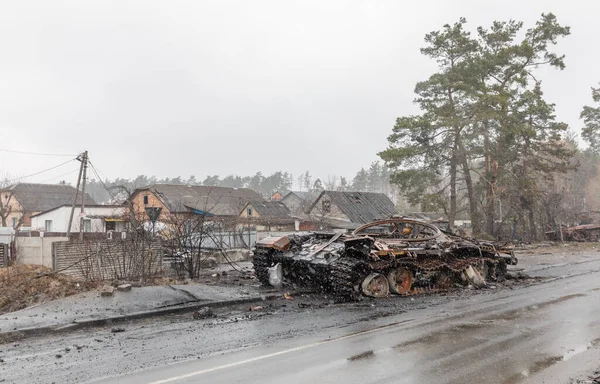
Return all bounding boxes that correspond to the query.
[31,206,125,233]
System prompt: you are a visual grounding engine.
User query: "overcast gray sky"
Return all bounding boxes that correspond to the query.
[0,0,597,186]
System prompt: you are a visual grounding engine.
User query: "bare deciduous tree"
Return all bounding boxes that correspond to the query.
[0,178,22,227]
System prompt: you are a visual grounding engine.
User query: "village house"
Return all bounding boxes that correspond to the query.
[30,205,126,233]
[128,184,264,223]
[238,200,295,231]
[270,191,284,201]
[305,191,399,230]
[280,191,318,215]
[0,183,96,228]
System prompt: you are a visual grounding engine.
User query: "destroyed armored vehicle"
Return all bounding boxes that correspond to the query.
[253,218,517,299]
[545,223,600,242]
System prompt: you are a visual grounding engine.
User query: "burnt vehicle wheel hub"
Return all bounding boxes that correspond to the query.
[361,273,390,297]
[387,267,413,294]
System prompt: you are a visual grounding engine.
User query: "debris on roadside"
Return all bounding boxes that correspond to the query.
[193,307,214,320]
[284,293,294,300]
[506,271,531,280]
[100,286,115,297]
[117,284,132,292]
[249,305,264,311]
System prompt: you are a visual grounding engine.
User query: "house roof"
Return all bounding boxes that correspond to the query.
[5,183,96,213]
[309,191,398,224]
[136,184,264,216]
[244,201,291,218]
[283,191,318,202]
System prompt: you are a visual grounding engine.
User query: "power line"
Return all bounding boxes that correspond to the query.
[88,160,117,201]
[89,160,110,181]
[4,158,77,184]
[0,148,77,157]
[37,168,81,184]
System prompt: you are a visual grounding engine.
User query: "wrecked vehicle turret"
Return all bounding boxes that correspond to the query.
[252,218,517,300]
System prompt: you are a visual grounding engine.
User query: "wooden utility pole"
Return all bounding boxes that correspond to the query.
[79,151,89,241]
[67,151,85,238]
[559,220,564,243]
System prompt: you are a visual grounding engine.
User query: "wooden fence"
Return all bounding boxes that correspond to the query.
[52,238,163,281]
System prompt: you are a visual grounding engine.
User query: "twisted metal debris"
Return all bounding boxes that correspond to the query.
[253,218,518,300]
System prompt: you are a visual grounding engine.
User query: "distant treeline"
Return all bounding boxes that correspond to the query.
[86,161,399,204]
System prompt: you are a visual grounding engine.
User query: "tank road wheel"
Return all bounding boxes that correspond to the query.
[387,267,413,295]
[571,231,586,242]
[361,273,390,298]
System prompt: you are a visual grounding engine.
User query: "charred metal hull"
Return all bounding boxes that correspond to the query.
[253,219,517,299]
[545,224,600,242]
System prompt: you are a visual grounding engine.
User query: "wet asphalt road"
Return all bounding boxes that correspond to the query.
[4,255,600,384]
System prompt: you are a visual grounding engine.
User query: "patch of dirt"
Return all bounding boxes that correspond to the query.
[0,264,97,314]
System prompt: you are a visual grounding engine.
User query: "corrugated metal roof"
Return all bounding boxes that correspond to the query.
[283,191,318,202]
[139,184,264,216]
[246,201,291,218]
[6,183,96,213]
[309,191,398,224]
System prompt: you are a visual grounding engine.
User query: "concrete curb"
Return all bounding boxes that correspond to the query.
[0,293,284,342]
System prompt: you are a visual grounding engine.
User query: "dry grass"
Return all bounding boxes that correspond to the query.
[0,264,98,314]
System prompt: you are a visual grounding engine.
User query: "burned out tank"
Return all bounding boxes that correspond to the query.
[252,218,518,299]
[545,223,600,242]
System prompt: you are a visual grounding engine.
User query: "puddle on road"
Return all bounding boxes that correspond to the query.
[502,355,563,384]
[474,294,587,324]
[533,294,586,309]
[347,350,374,361]
[590,337,600,347]
[388,292,597,384]
[501,341,600,384]
[563,345,589,361]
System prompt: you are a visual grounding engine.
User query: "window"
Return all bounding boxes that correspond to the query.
[105,221,116,231]
[143,195,149,205]
[247,207,253,216]
[44,220,52,232]
[83,219,92,232]
[11,217,16,227]
[322,200,331,214]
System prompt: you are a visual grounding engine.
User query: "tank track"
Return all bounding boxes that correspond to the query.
[253,249,508,298]
[329,258,367,301]
[252,248,274,286]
